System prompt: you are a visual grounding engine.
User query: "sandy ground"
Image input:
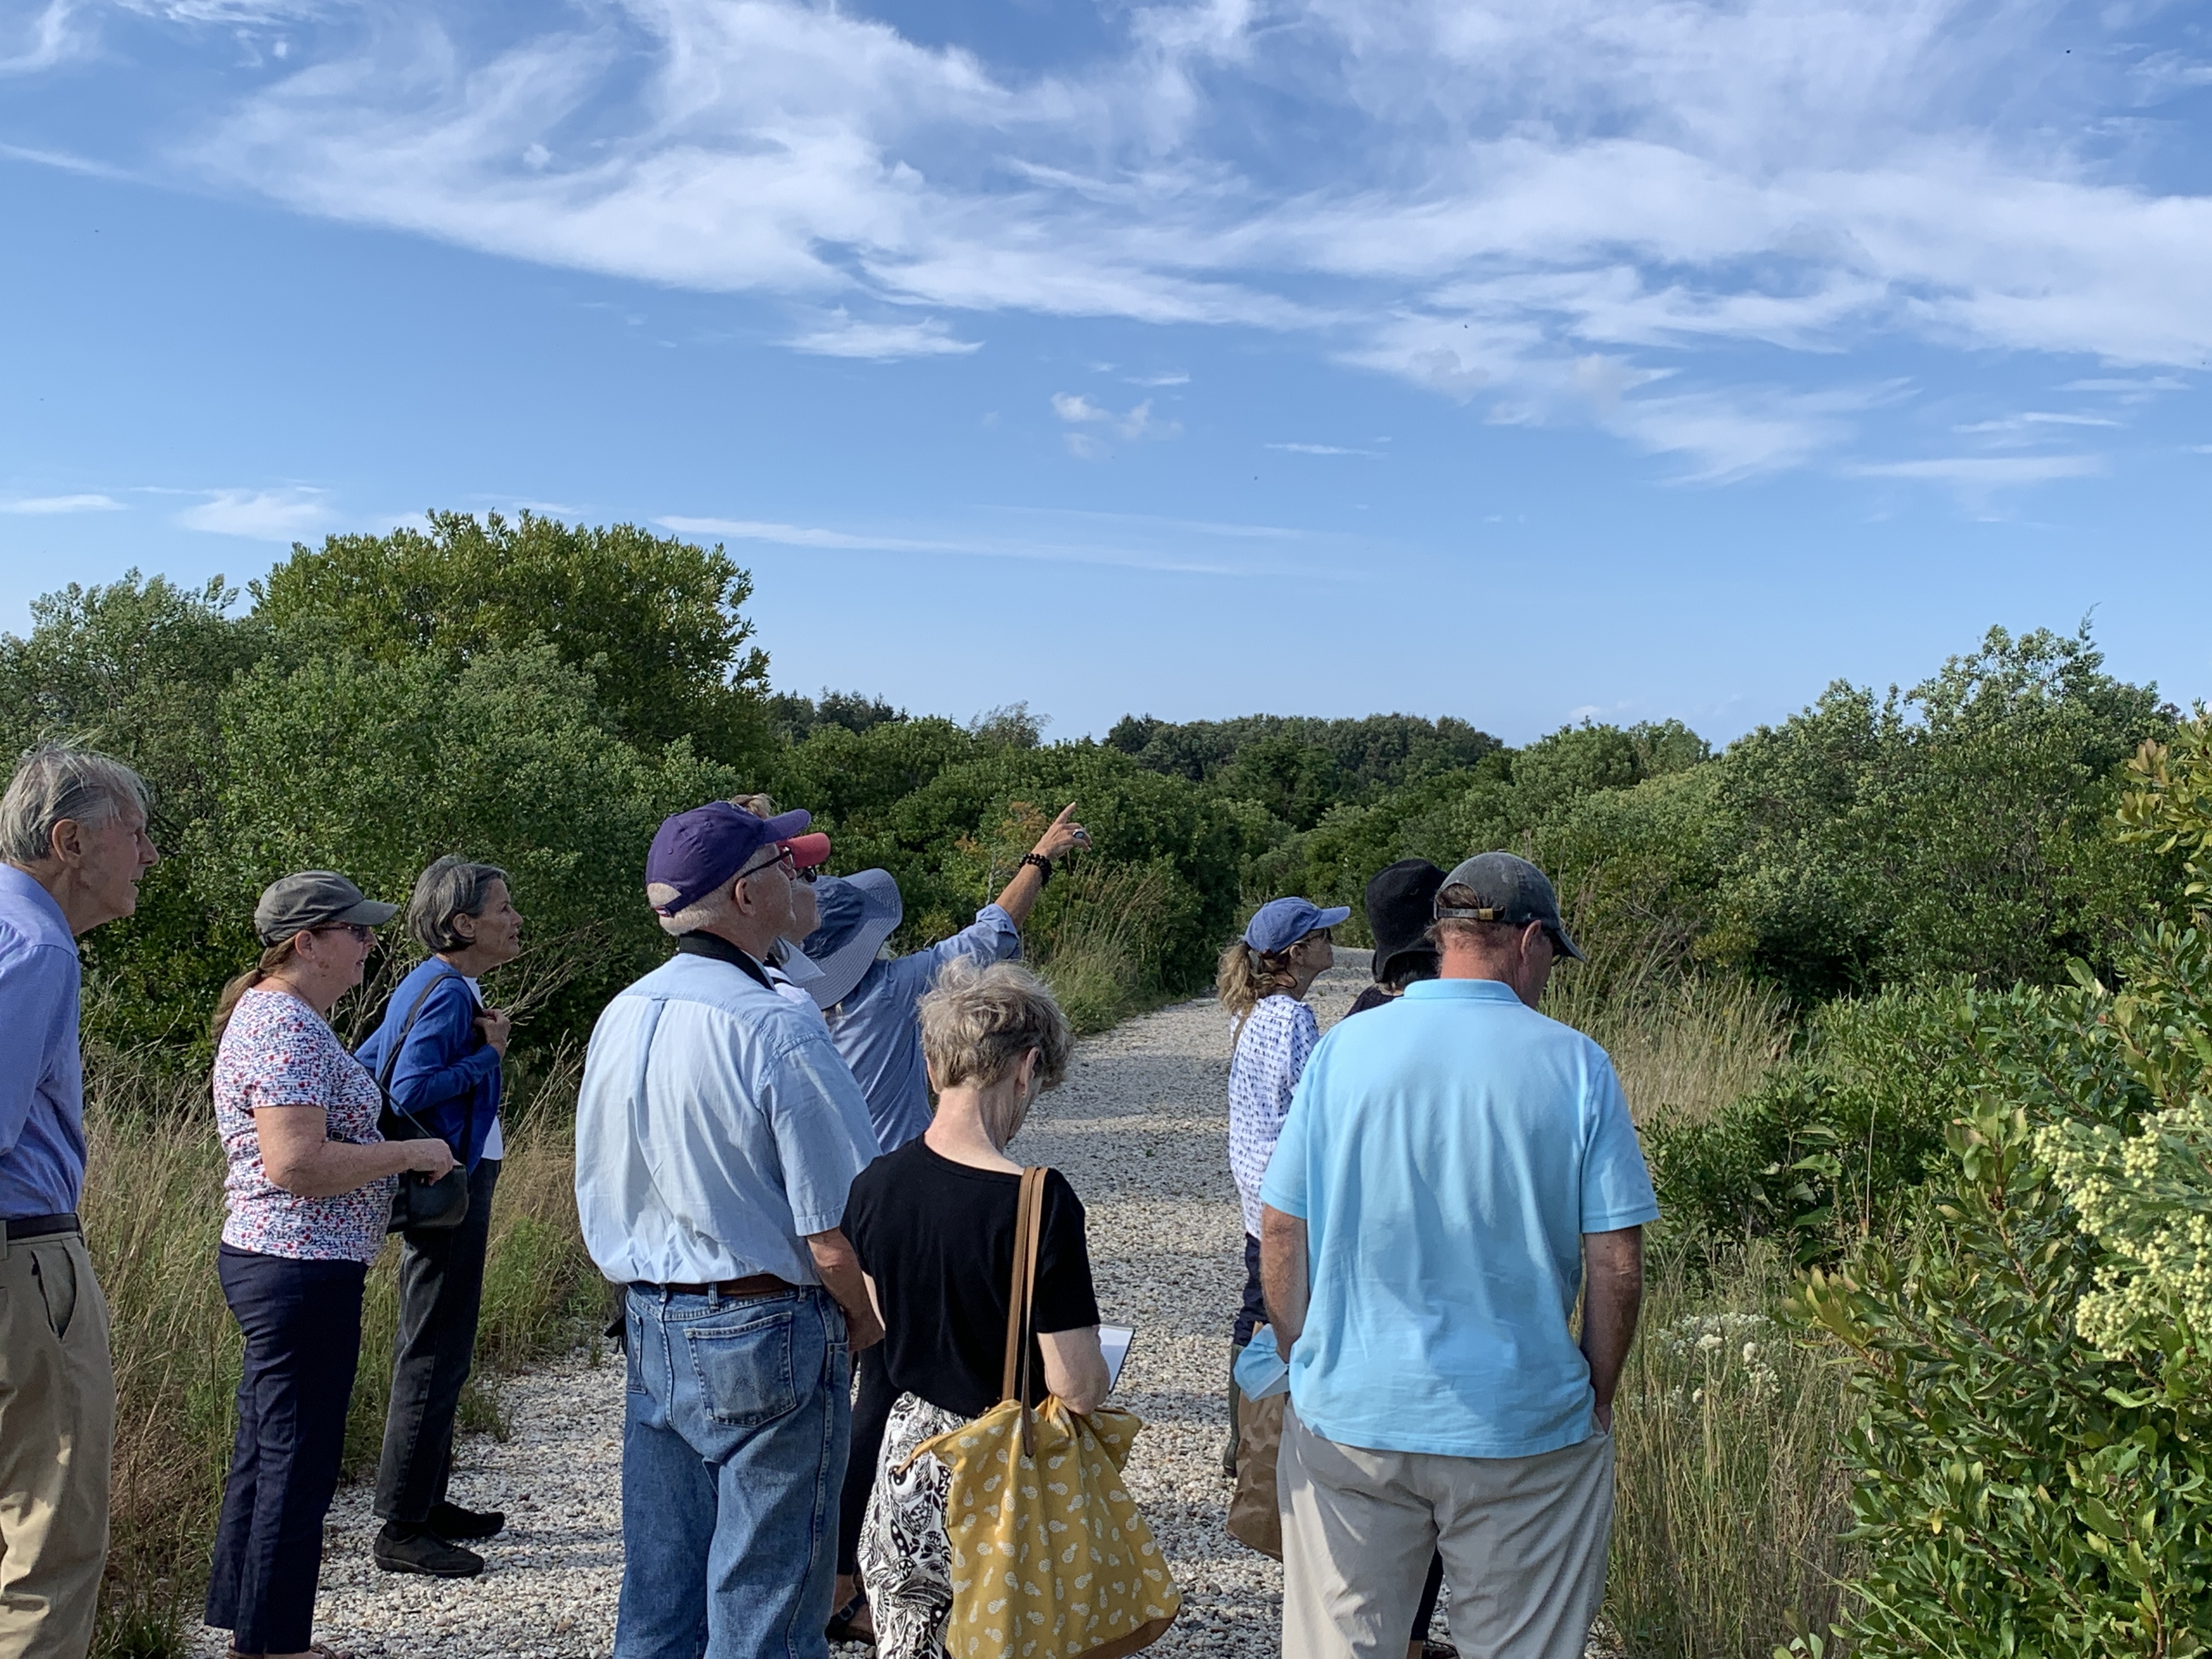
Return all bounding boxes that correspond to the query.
[196,955,1399,1657]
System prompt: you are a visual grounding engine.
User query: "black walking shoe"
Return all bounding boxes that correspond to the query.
[426,1500,506,1541]
[374,1523,484,1578]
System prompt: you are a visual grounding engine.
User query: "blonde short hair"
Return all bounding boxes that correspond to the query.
[919,958,1071,1093]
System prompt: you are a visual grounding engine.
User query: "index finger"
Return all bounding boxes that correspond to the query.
[1051,801,1079,825]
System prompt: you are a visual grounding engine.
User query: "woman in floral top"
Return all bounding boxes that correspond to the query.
[203,871,456,1659]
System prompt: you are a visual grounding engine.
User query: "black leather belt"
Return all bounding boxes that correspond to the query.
[5,1212,80,1242]
[637,1273,796,1299]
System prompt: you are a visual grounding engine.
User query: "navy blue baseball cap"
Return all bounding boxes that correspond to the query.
[646,802,811,916]
[1243,895,1351,955]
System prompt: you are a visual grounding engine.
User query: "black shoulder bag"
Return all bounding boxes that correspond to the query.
[374,969,472,1234]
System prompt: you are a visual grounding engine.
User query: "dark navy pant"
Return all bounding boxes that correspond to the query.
[205,1245,366,1656]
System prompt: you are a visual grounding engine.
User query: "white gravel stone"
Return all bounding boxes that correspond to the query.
[197,955,1509,1658]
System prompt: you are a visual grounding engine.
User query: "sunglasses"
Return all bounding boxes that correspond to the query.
[318,922,376,944]
[736,845,797,882]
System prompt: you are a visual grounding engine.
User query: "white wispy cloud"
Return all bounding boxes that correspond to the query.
[1847,455,2107,486]
[2063,377,2190,393]
[1052,391,1180,456]
[654,514,1296,577]
[1,492,124,514]
[786,311,980,359]
[1267,442,1383,457]
[16,0,2212,483]
[0,0,80,75]
[176,487,332,539]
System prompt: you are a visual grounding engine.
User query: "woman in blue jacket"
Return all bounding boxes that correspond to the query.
[354,856,523,1578]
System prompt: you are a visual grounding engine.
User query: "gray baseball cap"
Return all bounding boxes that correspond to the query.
[1435,852,1584,961]
[253,871,398,945]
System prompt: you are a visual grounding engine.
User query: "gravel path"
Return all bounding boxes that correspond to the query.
[200,956,1390,1658]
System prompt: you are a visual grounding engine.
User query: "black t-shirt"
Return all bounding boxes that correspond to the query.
[843,1141,1101,1419]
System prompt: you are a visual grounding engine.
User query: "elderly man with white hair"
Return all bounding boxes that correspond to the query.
[575,801,884,1659]
[0,744,160,1659]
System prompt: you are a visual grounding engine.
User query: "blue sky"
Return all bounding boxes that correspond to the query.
[2,0,2208,746]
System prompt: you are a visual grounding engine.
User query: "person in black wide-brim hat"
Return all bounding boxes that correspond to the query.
[1347,859,1447,1017]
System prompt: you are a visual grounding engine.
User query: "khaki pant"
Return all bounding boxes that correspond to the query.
[1279,1404,1612,1659]
[0,1233,115,1659]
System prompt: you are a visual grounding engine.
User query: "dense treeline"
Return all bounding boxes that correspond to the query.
[0,510,2182,1063]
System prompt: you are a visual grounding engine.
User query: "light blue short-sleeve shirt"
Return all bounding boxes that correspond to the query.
[575,950,881,1288]
[1259,976,1659,1459]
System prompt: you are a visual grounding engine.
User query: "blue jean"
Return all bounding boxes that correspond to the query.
[617,1284,851,1659]
[204,1246,366,1656]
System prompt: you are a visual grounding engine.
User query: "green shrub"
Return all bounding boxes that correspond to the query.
[1797,904,2212,1655]
[1799,1101,2212,1657]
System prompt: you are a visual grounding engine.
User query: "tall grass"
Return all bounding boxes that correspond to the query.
[77,1040,599,1659]
[1031,859,1183,1032]
[1545,940,1792,1129]
[1545,955,1853,1657]
[1604,1243,1857,1659]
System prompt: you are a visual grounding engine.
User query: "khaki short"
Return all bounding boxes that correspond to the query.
[1278,1403,1613,1659]
[0,1231,115,1659]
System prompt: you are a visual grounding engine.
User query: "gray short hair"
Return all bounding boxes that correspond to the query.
[0,745,149,867]
[919,958,1071,1093]
[648,880,732,938]
[408,855,510,953]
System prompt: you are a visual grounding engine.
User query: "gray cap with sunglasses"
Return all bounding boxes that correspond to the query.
[1435,852,1585,961]
[253,871,399,946]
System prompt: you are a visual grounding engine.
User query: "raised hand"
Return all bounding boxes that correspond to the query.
[1031,802,1091,863]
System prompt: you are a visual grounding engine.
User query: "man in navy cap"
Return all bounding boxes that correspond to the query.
[1261,852,1656,1659]
[575,802,884,1659]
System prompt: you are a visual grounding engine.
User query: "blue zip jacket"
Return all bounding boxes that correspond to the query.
[356,959,503,1170]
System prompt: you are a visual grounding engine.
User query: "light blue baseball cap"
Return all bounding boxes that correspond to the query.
[1243,896,1351,955]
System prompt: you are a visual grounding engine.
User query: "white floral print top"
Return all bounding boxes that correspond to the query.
[215,986,392,1263]
[1227,994,1321,1238]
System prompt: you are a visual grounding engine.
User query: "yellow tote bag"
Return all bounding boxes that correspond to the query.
[913,1167,1181,1659]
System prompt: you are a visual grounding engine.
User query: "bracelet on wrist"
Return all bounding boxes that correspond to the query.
[1020,852,1054,885]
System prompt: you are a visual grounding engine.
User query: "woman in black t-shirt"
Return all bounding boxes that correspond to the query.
[843,959,1109,1659]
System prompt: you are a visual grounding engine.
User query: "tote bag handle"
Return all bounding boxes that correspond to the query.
[999,1166,1048,1457]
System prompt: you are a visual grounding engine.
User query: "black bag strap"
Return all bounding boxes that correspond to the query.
[374,966,465,1135]
[375,966,462,1090]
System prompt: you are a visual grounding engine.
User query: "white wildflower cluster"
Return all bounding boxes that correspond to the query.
[2038,1103,2212,1357]
[1649,1311,1783,1412]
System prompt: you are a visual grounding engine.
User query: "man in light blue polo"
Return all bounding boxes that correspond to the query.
[576,802,884,1659]
[0,745,159,1659]
[1260,852,1657,1659]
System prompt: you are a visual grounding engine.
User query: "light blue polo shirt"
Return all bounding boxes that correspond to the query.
[1259,977,1659,1459]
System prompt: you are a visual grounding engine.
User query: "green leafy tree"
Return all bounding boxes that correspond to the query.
[0,574,268,1046]
[1720,625,2172,998]
[180,644,734,1049]
[252,511,771,764]
[1793,721,2212,1657]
